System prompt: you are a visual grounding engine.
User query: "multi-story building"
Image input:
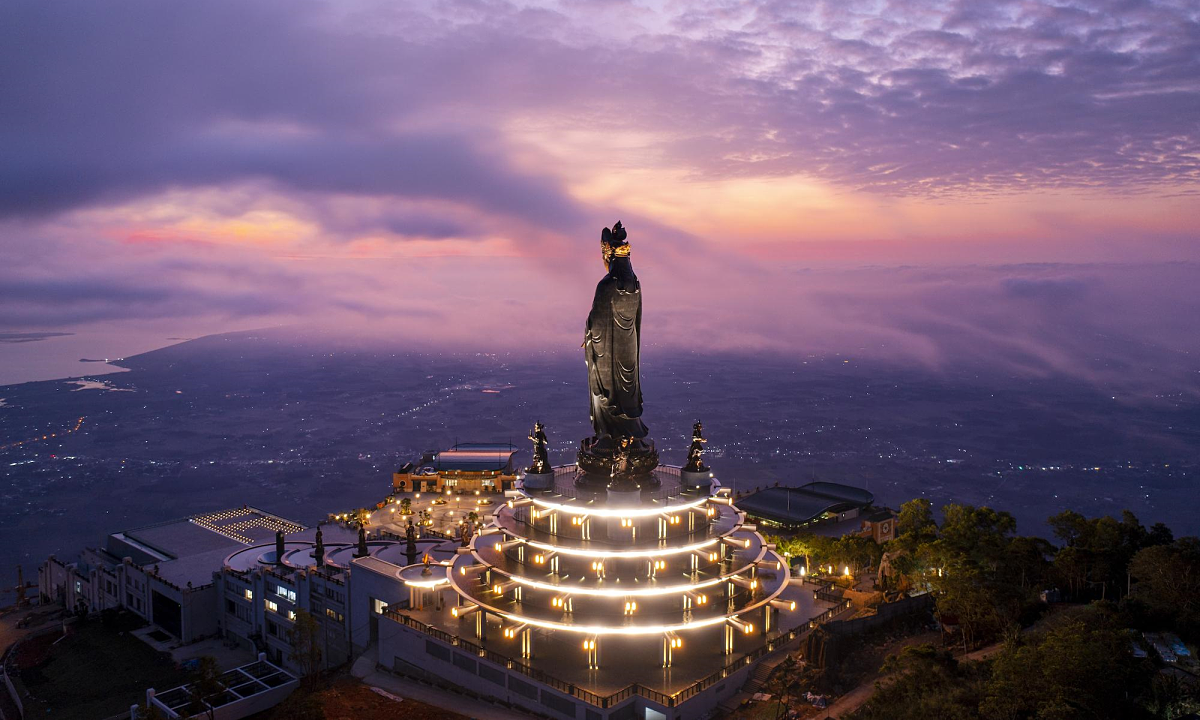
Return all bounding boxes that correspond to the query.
[39,507,304,643]
[216,558,352,669]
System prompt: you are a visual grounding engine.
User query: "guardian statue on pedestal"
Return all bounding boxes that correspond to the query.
[527,421,551,474]
[684,421,709,472]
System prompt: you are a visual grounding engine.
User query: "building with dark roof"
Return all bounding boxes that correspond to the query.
[738,482,898,543]
[737,482,873,527]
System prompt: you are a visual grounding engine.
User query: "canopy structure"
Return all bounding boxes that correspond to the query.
[737,482,874,528]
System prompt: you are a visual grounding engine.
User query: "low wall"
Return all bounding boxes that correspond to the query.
[379,615,756,720]
[2,664,23,719]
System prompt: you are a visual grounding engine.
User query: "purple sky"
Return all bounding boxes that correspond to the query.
[1,0,1198,391]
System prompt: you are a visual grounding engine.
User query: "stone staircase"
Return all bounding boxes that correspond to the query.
[742,662,776,694]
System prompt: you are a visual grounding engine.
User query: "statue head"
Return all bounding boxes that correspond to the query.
[601,221,630,270]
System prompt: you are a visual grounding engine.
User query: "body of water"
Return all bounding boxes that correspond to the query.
[0,330,187,386]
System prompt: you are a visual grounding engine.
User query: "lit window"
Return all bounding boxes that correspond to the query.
[288,610,297,621]
[243,589,253,601]
[265,600,278,613]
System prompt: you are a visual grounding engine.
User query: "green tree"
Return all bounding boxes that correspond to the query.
[184,656,223,720]
[787,535,816,574]
[846,645,986,720]
[981,607,1149,720]
[833,533,882,575]
[1128,536,1200,639]
[934,568,1005,650]
[897,498,937,541]
[287,609,323,685]
[1049,509,1157,601]
[1003,535,1054,592]
[400,497,412,514]
[136,702,169,720]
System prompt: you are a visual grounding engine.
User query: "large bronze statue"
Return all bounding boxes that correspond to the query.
[578,222,657,477]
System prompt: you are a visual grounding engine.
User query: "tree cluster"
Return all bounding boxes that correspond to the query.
[848,605,1157,720]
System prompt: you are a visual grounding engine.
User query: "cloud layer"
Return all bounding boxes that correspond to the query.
[1,0,1198,392]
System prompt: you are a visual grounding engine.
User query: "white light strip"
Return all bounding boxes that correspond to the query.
[403,576,450,588]
[522,536,721,559]
[528,495,711,518]
[496,610,732,636]
[505,572,727,597]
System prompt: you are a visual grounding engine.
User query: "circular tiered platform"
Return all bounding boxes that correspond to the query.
[443,465,791,641]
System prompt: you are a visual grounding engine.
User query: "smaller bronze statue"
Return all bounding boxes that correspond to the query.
[355,524,369,557]
[274,529,285,565]
[459,519,474,547]
[684,420,709,473]
[610,436,635,479]
[527,421,551,474]
[314,526,325,567]
[405,519,418,565]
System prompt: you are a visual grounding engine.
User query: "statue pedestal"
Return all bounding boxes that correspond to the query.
[522,471,555,492]
[577,438,659,477]
[681,469,712,490]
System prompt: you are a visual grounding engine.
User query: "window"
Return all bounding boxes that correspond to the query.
[372,598,388,615]
[243,588,253,601]
[267,620,278,637]
[226,599,236,615]
[287,610,297,621]
[265,600,279,613]
[275,585,296,603]
[325,608,344,622]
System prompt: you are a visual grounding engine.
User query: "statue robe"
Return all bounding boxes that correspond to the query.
[584,256,649,448]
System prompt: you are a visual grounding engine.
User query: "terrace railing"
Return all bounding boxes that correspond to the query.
[384,598,851,710]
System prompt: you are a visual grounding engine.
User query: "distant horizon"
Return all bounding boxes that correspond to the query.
[4,257,1200,397]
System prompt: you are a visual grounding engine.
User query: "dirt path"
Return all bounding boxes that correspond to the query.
[820,675,892,718]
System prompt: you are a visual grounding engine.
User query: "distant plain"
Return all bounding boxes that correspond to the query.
[1,328,1197,590]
